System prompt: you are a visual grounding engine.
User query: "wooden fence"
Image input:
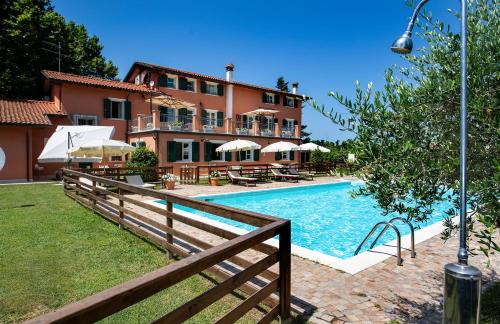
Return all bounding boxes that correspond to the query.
[27,169,291,323]
[78,166,174,181]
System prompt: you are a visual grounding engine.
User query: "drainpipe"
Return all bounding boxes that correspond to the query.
[25,126,30,182]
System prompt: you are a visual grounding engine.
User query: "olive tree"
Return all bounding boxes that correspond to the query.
[311,0,499,260]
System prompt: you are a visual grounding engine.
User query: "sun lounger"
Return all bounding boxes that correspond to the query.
[125,175,155,189]
[289,168,314,180]
[227,170,257,187]
[270,168,299,182]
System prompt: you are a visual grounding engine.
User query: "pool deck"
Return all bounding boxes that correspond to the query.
[131,176,499,323]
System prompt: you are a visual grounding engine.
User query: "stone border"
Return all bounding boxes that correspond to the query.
[146,181,456,275]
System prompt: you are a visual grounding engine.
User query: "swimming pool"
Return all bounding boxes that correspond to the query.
[155,181,452,259]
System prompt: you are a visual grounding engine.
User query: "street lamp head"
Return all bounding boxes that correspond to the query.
[391,31,413,54]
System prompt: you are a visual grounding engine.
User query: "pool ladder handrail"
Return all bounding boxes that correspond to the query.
[354,217,416,266]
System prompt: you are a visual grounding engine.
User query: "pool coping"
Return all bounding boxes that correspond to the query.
[146,180,458,275]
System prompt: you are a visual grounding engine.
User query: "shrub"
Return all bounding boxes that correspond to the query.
[127,147,159,181]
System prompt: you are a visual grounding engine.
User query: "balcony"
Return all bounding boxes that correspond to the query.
[129,111,300,138]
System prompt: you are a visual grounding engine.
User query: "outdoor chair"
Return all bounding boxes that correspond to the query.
[227,170,257,187]
[270,168,299,182]
[289,168,314,181]
[125,175,155,189]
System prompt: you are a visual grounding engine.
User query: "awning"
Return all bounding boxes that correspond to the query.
[299,142,331,153]
[147,95,195,109]
[243,108,279,115]
[38,126,115,163]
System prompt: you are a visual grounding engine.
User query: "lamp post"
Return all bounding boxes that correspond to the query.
[391,1,481,323]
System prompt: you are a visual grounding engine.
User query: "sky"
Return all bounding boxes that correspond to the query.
[52,0,457,142]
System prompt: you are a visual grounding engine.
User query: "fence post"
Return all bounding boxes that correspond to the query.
[118,188,124,229]
[279,221,291,320]
[166,200,174,259]
[91,180,97,212]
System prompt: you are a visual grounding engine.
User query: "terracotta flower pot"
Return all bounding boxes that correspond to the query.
[210,178,219,186]
[165,180,175,190]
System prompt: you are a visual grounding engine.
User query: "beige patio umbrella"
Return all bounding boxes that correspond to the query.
[299,142,331,153]
[215,139,261,152]
[67,139,136,160]
[147,95,195,109]
[261,141,300,153]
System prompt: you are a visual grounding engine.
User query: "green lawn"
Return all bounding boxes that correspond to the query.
[0,183,266,323]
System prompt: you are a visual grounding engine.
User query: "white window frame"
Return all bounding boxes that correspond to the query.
[209,140,226,162]
[243,115,253,129]
[185,78,196,92]
[166,74,178,89]
[205,109,217,126]
[108,98,126,120]
[284,119,294,130]
[73,114,98,125]
[240,149,254,162]
[281,151,290,161]
[265,93,274,104]
[263,116,273,130]
[174,139,193,163]
[206,82,218,95]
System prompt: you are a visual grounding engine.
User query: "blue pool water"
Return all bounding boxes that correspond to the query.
[157,182,452,259]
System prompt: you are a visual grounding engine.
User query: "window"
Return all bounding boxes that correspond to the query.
[73,114,97,125]
[210,143,225,161]
[167,76,176,88]
[243,116,253,129]
[262,116,274,130]
[110,155,123,162]
[285,97,294,107]
[182,142,191,161]
[240,150,253,161]
[284,119,294,130]
[110,100,125,119]
[186,79,195,92]
[204,110,217,126]
[265,93,274,104]
[281,151,290,160]
[206,83,217,95]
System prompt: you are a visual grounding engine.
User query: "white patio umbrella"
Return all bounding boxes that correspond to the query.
[261,141,300,153]
[299,142,331,153]
[215,139,261,152]
[67,139,136,160]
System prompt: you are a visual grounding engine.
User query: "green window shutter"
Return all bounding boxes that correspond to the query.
[192,142,200,162]
[124,101,132,120]
[103,98,111,118]
[159,106,168,114]
[217,84,224,96]
[274,94,280,105]
[236,151,240,161]
[201,81,207,93]
[131,142,137,147]
[216,111,224,127]
[225,151,232,161]
[262,93,267,103]
[179,77,187,90]
[293,120,298,126]
[175,142,183,161]
[294,98,299,108]
[282,119,287,127]
[158,75,168,87]
[167,141,176,162]
[290,151,295,160]
[178,108,187,118]
[254,149,260,161]
[204,142,212,162]
[275,152,282,161]
[273,118,278,124]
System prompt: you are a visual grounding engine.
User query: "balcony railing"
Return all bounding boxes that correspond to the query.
[129,114,299,138]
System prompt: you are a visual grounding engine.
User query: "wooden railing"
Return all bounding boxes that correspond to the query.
[78,166,174,181]
[28,169,291,323]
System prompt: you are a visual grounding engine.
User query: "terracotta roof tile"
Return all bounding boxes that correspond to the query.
[126,62,306,98]
[42,70,154,94]
[0,99,65,126]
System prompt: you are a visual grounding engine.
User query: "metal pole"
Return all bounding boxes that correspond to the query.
[443,1,481,322]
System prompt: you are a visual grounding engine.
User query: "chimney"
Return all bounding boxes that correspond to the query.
[225,64,234,82]
[292,81,299,94]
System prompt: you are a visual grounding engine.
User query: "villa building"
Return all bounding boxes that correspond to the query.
[0,62,304,182]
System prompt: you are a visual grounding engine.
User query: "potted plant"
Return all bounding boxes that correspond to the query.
[209,170,221,186]
[169,121,183,131]
[203,125,215,133]
[162,173,176,190]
